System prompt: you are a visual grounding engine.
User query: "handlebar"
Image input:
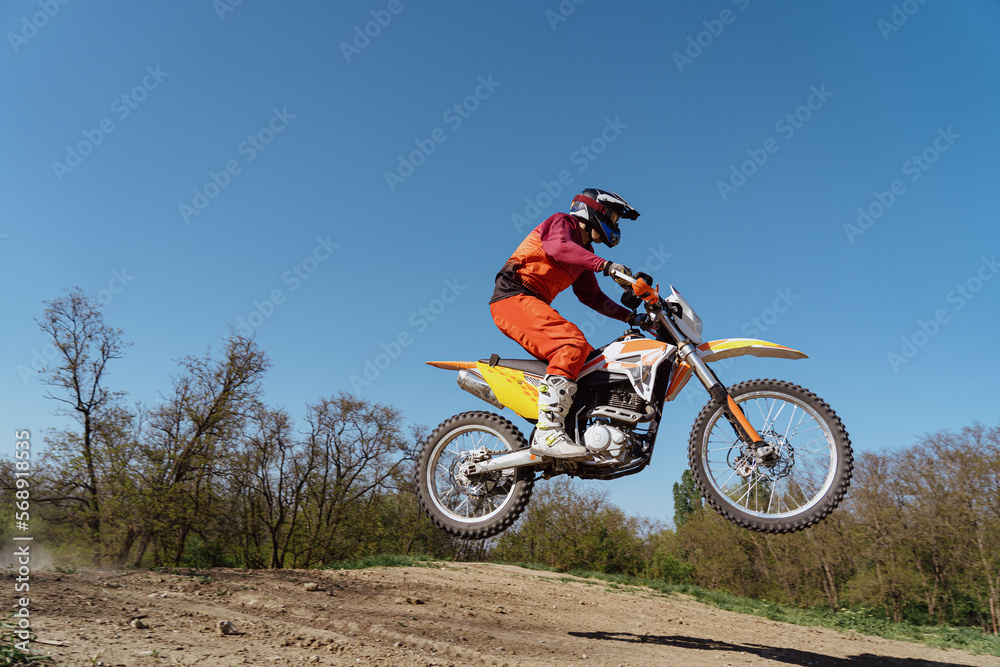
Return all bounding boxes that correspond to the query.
[607,268,637,285]
[608,268,699,348]
[608,268,661,309]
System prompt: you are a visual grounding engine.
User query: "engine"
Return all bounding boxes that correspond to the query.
[588,383,653,425]
[583,422,629,458]
[579,383,651,463]
[606,387,647,413]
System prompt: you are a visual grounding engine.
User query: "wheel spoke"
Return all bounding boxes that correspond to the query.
[425,422,524,526]
[787,423,824,438]
[766,399,786,431]
[700,386,841,521]
[737,484,753,506]
[790,408,809,436]
[781,405,801,440]
[717,466,741,489]
[754,397,769,422]
[796,435,830,450]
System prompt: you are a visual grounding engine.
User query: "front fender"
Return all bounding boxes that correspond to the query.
[695,338,808,363]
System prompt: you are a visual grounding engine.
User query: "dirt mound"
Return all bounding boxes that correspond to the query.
[28,563,996,665]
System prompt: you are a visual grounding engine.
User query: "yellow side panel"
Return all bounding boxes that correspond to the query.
[476,362,539,420]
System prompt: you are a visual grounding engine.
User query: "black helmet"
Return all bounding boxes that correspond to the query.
[568,188,639,247]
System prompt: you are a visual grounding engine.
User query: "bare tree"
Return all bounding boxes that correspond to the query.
[36,288,129,557]
[129,334,269,566]
[228,404,312,568]
[293,394,410,566]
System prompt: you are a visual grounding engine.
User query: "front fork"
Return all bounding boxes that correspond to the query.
[654,312,776,461]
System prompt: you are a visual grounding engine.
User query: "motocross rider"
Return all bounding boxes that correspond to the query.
[489,188,642,459]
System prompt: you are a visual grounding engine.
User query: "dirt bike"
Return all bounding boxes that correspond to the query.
[416,269,853,538]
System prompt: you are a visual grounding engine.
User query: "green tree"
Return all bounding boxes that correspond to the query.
[672,469,701,528]
[642,528,694,583]
[290,394,412,567]
[225,404,304,568]
[127,334,269,566]
[492,478,647,575]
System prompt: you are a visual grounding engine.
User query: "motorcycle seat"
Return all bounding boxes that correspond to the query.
[481,355,547,376]
[482,348,604,378]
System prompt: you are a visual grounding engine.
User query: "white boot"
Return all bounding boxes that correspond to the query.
[530,375,588,458]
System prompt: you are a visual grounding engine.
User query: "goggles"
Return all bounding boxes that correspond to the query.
[572,194,620,225]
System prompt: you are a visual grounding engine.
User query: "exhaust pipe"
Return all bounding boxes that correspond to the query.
[457,370,504,410]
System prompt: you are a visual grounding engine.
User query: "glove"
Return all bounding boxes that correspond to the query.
[602,262,633,287]
[626,313,650,329]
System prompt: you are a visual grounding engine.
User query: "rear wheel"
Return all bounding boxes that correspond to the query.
[688,379,852,533]
[416,411,534,539]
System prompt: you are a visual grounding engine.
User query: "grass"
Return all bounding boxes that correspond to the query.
[496,561,561,574]
[318,553,439,570]
[0,614,52,665]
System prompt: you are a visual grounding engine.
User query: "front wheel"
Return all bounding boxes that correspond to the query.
[688,379,852,533]
[416,411,534,539]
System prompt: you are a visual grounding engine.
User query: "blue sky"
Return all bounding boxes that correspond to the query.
[3,1,998,525]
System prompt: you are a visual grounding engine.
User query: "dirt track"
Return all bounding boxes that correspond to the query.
[28,563,999,666]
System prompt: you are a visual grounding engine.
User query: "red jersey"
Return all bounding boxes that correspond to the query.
[491,213,630,321]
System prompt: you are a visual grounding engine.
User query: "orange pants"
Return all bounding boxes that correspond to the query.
[490,294,593,380]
